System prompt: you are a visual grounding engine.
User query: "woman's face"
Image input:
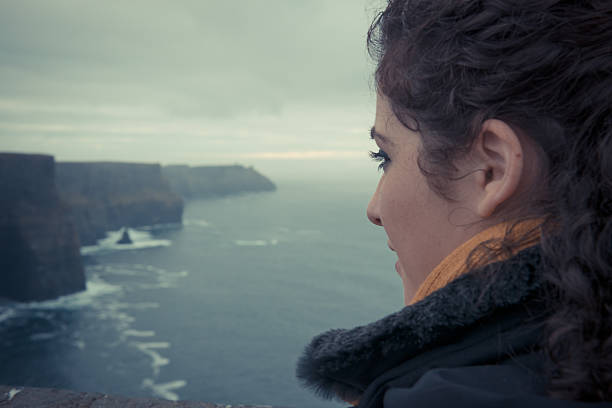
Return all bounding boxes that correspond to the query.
[367,96,481,304]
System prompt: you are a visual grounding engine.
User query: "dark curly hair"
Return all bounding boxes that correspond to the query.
[367,0,612,401]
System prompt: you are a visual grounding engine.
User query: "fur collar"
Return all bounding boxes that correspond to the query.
[296,246,544,402]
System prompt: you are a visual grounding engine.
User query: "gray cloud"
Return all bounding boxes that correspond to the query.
[0,1,379,113]
[0,0,384,176]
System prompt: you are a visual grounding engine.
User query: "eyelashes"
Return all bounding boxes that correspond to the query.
[369,149,390,171]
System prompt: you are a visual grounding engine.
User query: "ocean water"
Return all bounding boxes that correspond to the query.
[0,180,402,408]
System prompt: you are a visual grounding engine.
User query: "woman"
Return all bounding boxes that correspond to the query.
[297,1,612,407]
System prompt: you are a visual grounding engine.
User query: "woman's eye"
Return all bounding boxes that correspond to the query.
[369,149,391,171]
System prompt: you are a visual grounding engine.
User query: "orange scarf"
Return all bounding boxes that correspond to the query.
[410,219,542,305]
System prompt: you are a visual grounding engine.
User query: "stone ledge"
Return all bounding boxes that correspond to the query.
[0,385,287,408]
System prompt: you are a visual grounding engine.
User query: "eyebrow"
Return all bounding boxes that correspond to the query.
[370,126,394,146]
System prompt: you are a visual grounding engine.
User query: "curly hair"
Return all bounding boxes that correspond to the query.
[367,0,612,401]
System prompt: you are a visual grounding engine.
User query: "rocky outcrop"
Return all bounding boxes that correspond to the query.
[0,153,85,302]
[162,165,276,199]
[56,162,184,246]
[0,385,286,408]
[116,228,133,244]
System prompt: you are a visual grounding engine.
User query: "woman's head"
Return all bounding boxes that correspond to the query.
[367,94,544,304]
[368,0,609,201]
[367,0,612,401]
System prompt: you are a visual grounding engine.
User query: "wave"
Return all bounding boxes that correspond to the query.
[114,302,160,310]
[183,218,210,228]
[141,379,187,402]
[133,341,170,376]
[234,239,279,247]
[0,260,190,402]
[81,228,171,255]
[0,309,16,324]
[0,275,123,314]
[124,329,155,337]
[138,222,182,231]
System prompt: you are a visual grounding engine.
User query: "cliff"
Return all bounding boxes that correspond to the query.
[0,385,286,408]
[56,162,184,246]
[162,165,276,199]
[0,153,85,302]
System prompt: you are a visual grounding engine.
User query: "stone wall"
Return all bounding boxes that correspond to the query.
[0,385,287,408]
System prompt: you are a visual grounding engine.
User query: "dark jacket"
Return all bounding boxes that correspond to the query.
[296,247,612,407]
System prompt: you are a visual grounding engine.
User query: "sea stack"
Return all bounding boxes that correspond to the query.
[116,228,133,245]
[0,153,86,302]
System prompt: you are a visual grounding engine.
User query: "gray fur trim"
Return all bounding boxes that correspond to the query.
[296,246,543,401]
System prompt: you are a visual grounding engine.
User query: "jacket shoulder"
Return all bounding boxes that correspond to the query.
[383,365,612,408]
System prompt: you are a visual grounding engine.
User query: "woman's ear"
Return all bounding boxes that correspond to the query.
[473,119,524,218]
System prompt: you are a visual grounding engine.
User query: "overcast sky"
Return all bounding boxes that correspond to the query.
[0,0,385,182]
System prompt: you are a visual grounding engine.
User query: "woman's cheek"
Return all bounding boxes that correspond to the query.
[394,261,406,301]
[396,261,409,285]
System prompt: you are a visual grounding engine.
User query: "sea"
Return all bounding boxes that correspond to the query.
[0,179,402,408]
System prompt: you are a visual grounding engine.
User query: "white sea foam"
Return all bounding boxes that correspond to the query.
[235,239,267,246]
[97,301,135,333]
[85,276,124,297]
[138,222,182,231]
[15,275,122,311]
[234,239,278,247]
[156,270,189,288]
[92,263,188,291]
[7,388,21,401]
[115,302,160,310]
[81,228,171,255]
[100,263,168,277]
[30,332,57,341]
[0,309,16,323]
[133,341,170,375]
[183,218,210,228]
[124,329,155,337]
[100,266,144,276]
[2,256,187,398]
[141,378,186,401]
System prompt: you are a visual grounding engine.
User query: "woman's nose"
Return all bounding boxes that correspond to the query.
[367,188,383,226]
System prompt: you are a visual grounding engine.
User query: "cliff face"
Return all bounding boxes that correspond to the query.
[0,153,85,302]
[56,162,184,246]
[162,165,276,199]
